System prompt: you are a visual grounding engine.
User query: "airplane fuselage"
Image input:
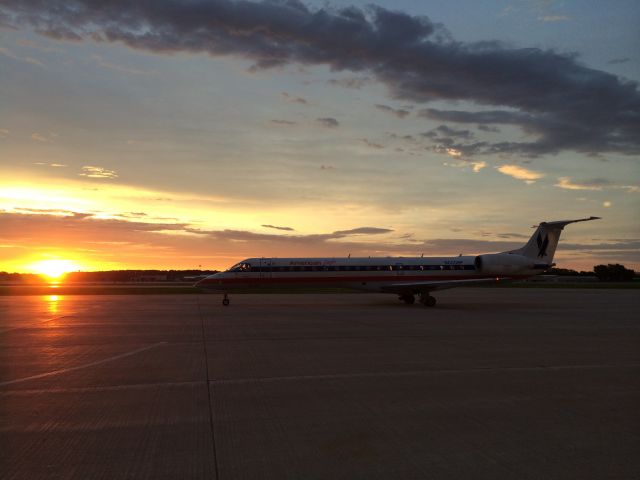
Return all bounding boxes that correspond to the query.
[196,255,544,293]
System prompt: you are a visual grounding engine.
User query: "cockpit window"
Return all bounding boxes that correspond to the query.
[227,262,252,272]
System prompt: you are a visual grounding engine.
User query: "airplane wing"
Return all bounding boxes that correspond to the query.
[381,277,504,294]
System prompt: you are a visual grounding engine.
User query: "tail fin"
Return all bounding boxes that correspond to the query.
[505,216,600,262]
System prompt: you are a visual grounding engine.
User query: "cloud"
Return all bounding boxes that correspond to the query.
[497,164,545,183]
[30,132,48,142]
[443,159,486,172]
[0,128,9,138]
[375,104,410,118]
[281,92,308,104]
[538,15,570,22]
[332,227,393,235]
[1,0,637,158]
[327,76,372,89]
[269,119,297,126]
[555,177,609,191]
[262,224,295,231]
[607,57,630,65]
[496,232,528,239]
[34,162,67,167]
[79,165,118,179]
[555,177,640,193]
[316,117,339,128]
[360,138,384,149]
[422,124,474,140]
[477,124,500,133]
[471,160,487,172]
[16,38,61,53]
[0,45,44,66]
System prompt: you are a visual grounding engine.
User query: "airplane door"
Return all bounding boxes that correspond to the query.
[395,263,405,276]
[259,258,272,281]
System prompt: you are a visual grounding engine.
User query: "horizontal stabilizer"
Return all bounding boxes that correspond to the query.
[535,216,601,229]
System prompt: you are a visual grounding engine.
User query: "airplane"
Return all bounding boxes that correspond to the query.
[196,216,600,307]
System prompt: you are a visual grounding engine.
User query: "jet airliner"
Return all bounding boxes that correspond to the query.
[197,217,600,306]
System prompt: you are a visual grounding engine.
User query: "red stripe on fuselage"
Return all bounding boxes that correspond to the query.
[198,274,527,287]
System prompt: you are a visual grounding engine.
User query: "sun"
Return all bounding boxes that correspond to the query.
[32,259,80,280]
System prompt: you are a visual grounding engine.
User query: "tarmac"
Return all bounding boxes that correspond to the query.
[1,288,639,479]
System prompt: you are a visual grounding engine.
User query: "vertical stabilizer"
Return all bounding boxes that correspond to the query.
[505,217,600,263]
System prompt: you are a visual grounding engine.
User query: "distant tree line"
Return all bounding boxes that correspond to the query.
[592,264,635,282]
[546,268,594,276]
[0,270,217,283]
[546,264,636,282]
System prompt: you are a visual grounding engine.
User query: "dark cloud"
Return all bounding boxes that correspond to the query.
[119,211,148,218]
[389,133,415,141]
[607,57,630,65]
[332,227,393,235]
[477,124,500,133]
[2,0,638,157]
[269,119,297,126]
[316,117,339,128]
[361,138,384,149]
[422,124,474,140]
[281,92,307,104]
[495,232,529,239]
[262,224,295,231]
[375,104,410,118]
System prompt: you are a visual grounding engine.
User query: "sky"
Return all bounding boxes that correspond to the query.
[0,0,639,273]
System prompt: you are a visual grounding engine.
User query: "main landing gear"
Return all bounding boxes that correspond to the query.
[420,294,437,307]
[222,293,230,306]
[399,294,415,305]
[398,293,437,307]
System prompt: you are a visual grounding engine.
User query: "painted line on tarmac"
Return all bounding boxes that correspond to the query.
[0,314,75,334]
[0,342,167,387]
[209,363,640,385]
[0,380,203,396]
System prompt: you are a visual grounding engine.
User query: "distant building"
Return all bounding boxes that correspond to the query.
[132,274,168,282]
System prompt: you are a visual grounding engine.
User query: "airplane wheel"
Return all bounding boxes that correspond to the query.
[422,295,436,307]
[222,295,230,306]
[399,294,415,305]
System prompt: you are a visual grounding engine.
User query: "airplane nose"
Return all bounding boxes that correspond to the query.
[195,273,223,291]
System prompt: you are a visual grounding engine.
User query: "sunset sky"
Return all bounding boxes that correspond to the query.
[1,0,639,273]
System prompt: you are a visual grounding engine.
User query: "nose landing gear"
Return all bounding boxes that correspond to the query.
[222,293,230,306]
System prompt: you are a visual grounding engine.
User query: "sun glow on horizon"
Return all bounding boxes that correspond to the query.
[30,259,82,280]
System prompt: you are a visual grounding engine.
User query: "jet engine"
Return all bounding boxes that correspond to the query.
[474,253,536,275]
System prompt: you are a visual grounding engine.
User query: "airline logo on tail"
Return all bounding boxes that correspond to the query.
[537,232,549,258]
